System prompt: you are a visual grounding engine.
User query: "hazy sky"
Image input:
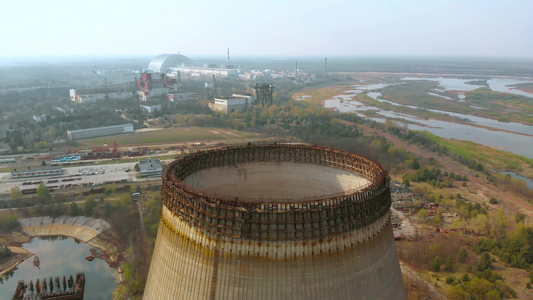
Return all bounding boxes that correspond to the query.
[1,0,532,58]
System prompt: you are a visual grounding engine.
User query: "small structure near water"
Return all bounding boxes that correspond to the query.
[33,255,40,269]
[13,272,85,300]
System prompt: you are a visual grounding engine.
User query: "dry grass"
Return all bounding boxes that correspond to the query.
[79,127,256,147]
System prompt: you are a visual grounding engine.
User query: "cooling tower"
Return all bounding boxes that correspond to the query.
[144,144,406,300]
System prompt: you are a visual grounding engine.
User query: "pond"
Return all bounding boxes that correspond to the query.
[487,78,533,98]
[500,171,533,190]
[0,236,118,300]
[402,77,486,91]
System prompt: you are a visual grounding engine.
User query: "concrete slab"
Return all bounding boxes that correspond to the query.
[94,220,110,232]
[53,215,67,225]
[41,217,54,225]
[28,217,42,227]
[18,218,31,228]
[64,216,78,225]
[18,216,108,243]
[84,218,97,228]
[74,216,88,226]
[41,216,53,226]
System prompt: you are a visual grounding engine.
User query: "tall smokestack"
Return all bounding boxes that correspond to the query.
[295,60,298,78]
[227,48,230,66]
[325,57,328,77]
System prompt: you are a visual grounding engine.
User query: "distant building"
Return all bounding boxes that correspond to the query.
[147,54,192,73]
[209,94,254,114]
[11,165,63,179]
[54,106,74,114]
[136,54,193,101]
[167,92,199,102]
[0,157,17,164]
[140,104,162,114]
[69,83,137,104]
[138,72,179,101]
[168,66,238,78]
[140,53,238,101]
[33,114,47,122]
[139,159,163,177]
[67,124,134,140]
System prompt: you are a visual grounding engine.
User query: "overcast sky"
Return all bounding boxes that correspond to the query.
[1,0,532,58]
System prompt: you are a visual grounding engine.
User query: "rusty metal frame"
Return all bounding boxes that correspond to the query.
[162,144,391,241]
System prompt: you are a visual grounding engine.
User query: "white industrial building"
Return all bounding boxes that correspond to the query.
[67,123,134,140]
[209,94,253,114]
[167,92,199,102]
[140,104,162,114]
[69,84,137,104]
[11,166,63,179]
[168,66,238,78]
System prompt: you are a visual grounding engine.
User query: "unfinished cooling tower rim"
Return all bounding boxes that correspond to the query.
[162,144,392,241]
[167,144,387,204]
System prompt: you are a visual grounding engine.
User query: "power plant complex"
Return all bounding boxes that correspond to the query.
[144,144,406,299]
[69,52,238,103]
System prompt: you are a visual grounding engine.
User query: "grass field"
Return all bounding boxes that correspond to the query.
[79,127,257,147]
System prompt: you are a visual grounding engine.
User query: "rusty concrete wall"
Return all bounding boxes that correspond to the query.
[144,219,405,300]
[144,144,406,299]
[19,216,110,243]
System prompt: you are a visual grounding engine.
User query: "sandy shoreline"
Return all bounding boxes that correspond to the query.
[0,246,33,277]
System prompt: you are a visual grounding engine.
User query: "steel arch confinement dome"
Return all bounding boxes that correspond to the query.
[144,144,407,300]
[146,54,192,73]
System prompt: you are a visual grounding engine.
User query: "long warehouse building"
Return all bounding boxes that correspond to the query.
[69,83,138,104]
[144,144,406,300]
[67,124,134,140]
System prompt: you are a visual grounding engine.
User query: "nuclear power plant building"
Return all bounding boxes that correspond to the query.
[144,144,407,300]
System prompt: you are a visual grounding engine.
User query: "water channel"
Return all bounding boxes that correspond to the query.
[0,236,118,300]
[501,172,533,190]
[402,77,533,98]
[324,77,533,159]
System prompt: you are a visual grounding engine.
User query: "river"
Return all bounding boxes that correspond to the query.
[0,236,118,300]
[403,76,533,98]
[324,77,533,159]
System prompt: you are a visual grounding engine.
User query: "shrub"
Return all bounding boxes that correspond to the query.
[458,247,468,263]
[446,276,456,285]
